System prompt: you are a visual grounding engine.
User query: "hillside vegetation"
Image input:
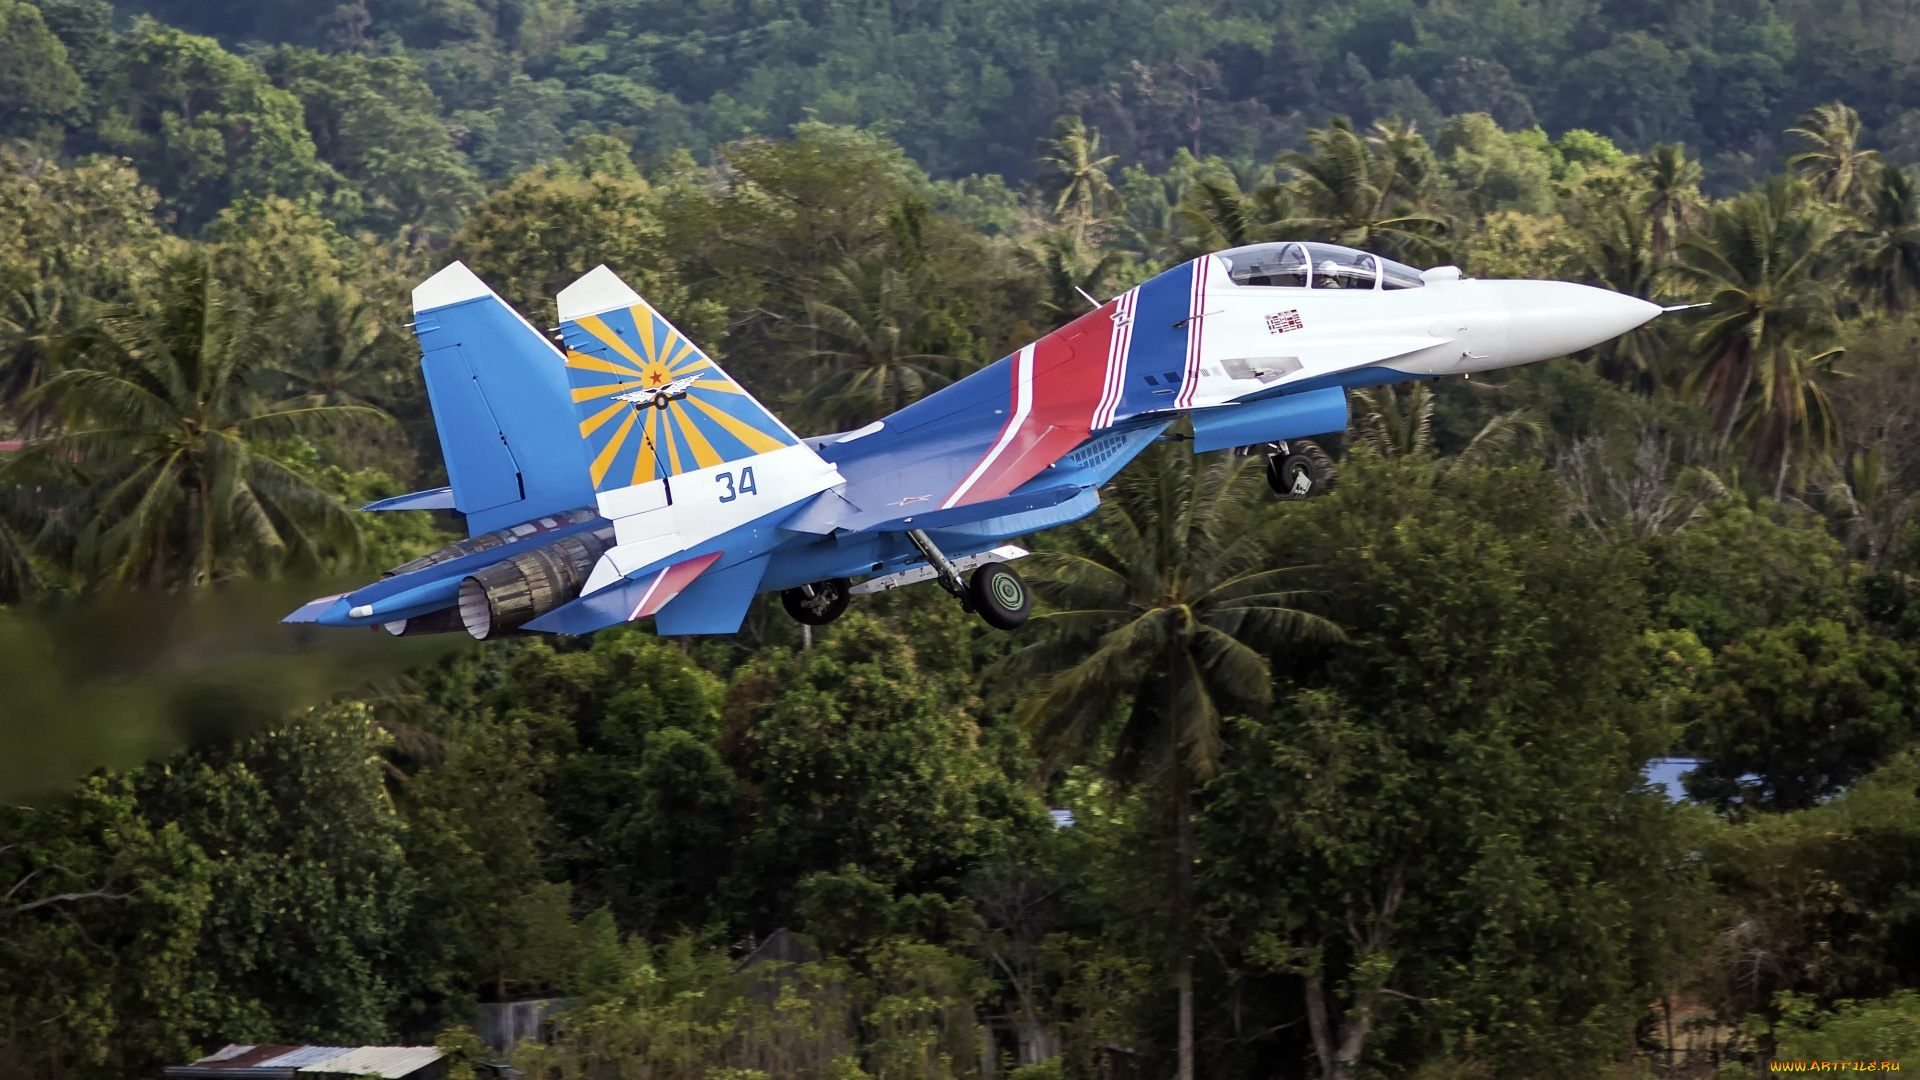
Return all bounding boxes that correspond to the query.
[5,1,1920,1078]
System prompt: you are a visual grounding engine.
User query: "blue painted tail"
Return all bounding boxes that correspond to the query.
[411,263,597,536]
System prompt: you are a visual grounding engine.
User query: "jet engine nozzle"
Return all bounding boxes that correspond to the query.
[1492,280,1663,367]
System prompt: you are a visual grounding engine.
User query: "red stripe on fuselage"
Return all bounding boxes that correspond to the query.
[940,302,1120,508]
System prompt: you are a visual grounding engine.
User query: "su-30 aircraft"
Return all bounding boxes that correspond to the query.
[286,242,1661,638]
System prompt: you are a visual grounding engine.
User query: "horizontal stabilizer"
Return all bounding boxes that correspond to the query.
[523,551,721,635]
[653,553,769,635]
[360,486,455,512]
[283,592,347,623]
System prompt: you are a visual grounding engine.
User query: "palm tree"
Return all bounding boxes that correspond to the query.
[1350,381,1542,466]
[1633,142,1705,257]
[1009,445,1343,1080]
[1280,118,1447,262]
[1570,199,1673,388]
[1171,174,1292,256]
[19,251,378,588]
[1846,162,1920,315]
[1787,102,1880,208]
[1021,231,1128,328]
[1674,178,1843,494]
[276,278,401,409]
[1820,446,1915,569]
[1037,116,1119,244]
[0,271,80,439]
[801,256,969,429]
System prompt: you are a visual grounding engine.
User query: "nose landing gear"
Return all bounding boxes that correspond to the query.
[1261,440,1335,500]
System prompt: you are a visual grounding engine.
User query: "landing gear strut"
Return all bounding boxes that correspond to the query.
[1264,440,1335,500]
[909,528,1031,630]
[781,578,850,625]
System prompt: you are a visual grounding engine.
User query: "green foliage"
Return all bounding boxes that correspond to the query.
[130,705,415,1042]
[1438,113,1557,216]
[260,47,482,239]
[12,8,1920,1074]
[733,614,1045,908]
[1699,752,1920,1022]
[0,774,213,1079]
[15,250,381,587]
[0,0,83,144]
[1682,618,1920,812]
[450,155,688,331]
[1773,989,1920,1062]
[1642,499,1849,650]
[1204,457,1685,1075]
[86,20,333,229]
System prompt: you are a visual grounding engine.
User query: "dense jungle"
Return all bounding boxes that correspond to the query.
[4,0,1920,1076]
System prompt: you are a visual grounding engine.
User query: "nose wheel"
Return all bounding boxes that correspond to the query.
[782,578,851,625]
[1265,441,1335,500]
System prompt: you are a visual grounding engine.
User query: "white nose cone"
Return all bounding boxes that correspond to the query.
[1493,280,1662,365]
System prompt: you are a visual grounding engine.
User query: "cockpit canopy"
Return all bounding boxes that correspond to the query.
[1217,242,1426,290]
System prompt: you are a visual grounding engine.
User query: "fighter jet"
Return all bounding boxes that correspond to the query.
[285,242,1660,638]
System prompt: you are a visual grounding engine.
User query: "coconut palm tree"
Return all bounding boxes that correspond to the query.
[1787,102,1880,209]
[1172,173,1293,256]
[0,271,80,439]
[800,256,970,429]
[1674,178,1844,494]
[276,278,402,409]
[1633,142,1705,257]
[1820,446,1915,568]
[1350,381,1542,466]
[1021,231,1128,329]
[1279,118,1447,262]
[1570,199,1673,388]
[1037,116,1119,244]
[1009,445,1343,1080]
[20,252,378,588]
[1846,162,1920,315]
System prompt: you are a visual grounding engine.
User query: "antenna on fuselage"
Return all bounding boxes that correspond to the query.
[1074,285,1101,310]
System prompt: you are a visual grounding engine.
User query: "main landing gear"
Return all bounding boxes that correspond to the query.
[908,528,1031,630]
[781,577,851,625]
[778,532,1033,632]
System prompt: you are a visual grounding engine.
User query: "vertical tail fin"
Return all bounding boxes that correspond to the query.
[555,266,806,493]
[412,263,596,536]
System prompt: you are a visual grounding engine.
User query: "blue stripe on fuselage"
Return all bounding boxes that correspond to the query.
[1114,260,1196,423]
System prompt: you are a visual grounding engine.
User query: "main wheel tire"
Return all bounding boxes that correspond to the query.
[968,562,1031,630]
[782,578,851,625]
[1268,451,1329,500]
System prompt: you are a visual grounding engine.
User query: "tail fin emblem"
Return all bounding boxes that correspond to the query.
[556,266,801,493]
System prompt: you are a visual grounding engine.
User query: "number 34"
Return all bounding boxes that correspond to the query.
[715,466,758,503]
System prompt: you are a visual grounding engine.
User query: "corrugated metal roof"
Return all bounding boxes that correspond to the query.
[260,1047,354,1069]
[165,1044,305,1075]
[166,1045,442,1078]
[298,1046,444,1078]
